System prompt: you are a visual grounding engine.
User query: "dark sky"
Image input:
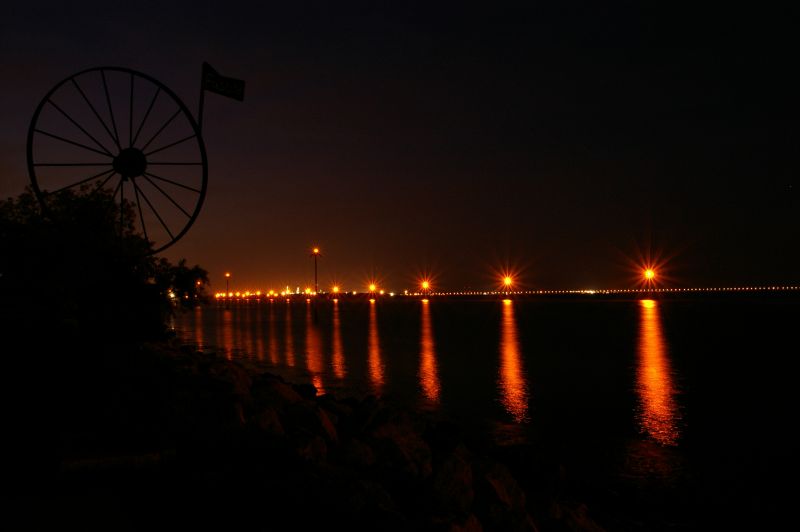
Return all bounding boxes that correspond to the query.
[1,2,797,291]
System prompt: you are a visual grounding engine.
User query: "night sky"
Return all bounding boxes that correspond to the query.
[1,2,797,292]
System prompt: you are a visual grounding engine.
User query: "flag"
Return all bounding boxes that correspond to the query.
[201,62,245,102]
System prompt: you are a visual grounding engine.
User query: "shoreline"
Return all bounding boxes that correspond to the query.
[52,339,605,531]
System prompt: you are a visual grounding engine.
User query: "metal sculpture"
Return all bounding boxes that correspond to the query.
[27,63,243,254]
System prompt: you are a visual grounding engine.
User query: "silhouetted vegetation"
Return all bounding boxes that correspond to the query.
[0,187,208,341]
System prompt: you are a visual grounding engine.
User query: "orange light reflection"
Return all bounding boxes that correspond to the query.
[193,305,204,350]
[305,304,325,395]
[285,303,295,367]
[268,301,279,365]
[222,308,233,361]
[419,299,440,404]
[498,299,529,422]
[636,300,680,445]
[332,300,346,379]
[368,300,384,393]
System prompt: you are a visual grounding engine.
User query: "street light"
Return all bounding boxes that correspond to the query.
[421,280,430,298]
[643,268,656,293]
[503,275,513,296]
[224,272,231,307]
[310,247,321,294]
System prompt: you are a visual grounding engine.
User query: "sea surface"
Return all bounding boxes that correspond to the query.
[173,296,796,529]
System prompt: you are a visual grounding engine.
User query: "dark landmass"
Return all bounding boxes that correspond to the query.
[6,338,610,531]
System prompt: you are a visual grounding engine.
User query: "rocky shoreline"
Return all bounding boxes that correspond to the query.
[52,341,604,531]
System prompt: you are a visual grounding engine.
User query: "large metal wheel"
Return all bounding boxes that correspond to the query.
[27,67,207,254]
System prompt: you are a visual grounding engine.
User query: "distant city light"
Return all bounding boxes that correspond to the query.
[421,280,430,290]
[503,276,513,287]
[369,283,377,292]
[332,285,340,293]
[644,268,656,280]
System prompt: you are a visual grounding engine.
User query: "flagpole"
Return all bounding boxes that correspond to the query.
[198,76,205,134]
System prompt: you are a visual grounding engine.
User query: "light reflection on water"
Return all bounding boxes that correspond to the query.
[284,301,295,367]
[332,300,346,379]
[419,299,441,404]
[193,305,203,348]
[368,300,384,393]
[636,299,681,446]
[268,302,279,365]
[179,299,689,445]
[305,302,325,394]
[498,299,530,423]
[221,308,233,360]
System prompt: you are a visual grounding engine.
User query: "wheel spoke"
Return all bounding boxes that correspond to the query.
[143,171,201,193]
[34,129,113,157]
[132,87,160,147]
[144,133,197,157]
[71,78,121,152]
[111,178,123,202]
[135,181,175,240]
[45,167,116,195]
[131,179,149,243]
[47,99,114,156]
[101,70,121,149]
[140,108,181,152]
[147,162,204,166]
[34,162,112,167]
[91,171,118,194]
[141,174,192,218]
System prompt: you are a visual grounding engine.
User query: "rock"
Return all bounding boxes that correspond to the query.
[249,407,285,436]
[293,382,318,400]
[293,434,327,463]
[449,513,483,532]
[284,402,338,443]
[341,438,376,468]
[550,502,605,532]
[433,444,475,514]
[251,375,303,410]
[474,461,537,531]
[369,412,433,479]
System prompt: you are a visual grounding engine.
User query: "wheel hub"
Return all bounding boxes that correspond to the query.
[113,148,147,180]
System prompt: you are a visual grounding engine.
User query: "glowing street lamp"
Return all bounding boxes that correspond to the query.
[503,276,513,295]
[310,247,321,294]
[369,283,377,298]
[332,285,340,294]
[421,280,430,298]
[224,272,231,307]
[644,268,656,281]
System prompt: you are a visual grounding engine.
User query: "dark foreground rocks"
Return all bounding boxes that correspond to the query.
[45,342,603,531]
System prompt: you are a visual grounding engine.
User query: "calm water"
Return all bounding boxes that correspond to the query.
[173,296,797,529]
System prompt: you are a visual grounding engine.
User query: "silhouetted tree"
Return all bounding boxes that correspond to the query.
[0,187,208,340]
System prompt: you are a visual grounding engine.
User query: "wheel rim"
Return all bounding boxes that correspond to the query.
[27,66,208,255]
